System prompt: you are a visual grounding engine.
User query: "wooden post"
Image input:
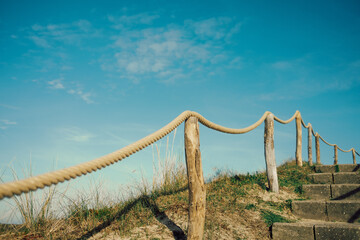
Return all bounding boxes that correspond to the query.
[184,117,206,240]
[264,114,279,193]
[295,114,303,166]
[334,145,338,165]
[315,134,321,164]
[308,124,313,166]
[352,149,356,164]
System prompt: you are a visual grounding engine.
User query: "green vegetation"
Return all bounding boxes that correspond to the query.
[261,210,292,227]
[0,142,314,240]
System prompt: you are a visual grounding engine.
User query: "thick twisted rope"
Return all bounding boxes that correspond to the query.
[0,110,357,200]
[194,111,270,133]
[274,111,300,124]
[0,111,191,200]
[319,135,336,147]
[318,135,356,153]
[0,110,287,200]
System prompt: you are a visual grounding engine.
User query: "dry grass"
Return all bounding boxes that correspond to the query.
[0,130,315,240]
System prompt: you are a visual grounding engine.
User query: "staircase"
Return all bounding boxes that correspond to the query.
[272,164,360,240]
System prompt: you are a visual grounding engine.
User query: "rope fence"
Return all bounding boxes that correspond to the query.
[0,110,358,239]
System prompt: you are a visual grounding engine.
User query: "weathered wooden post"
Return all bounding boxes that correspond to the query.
[308,124,313,166]
[352,149,357,164]
[184,116,206,240]
[315,134,321,164]
[334,145,338,165]
[295,114,303,166]
[264,114,279,193]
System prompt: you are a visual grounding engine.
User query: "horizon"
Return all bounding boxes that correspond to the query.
[1,0,360,224]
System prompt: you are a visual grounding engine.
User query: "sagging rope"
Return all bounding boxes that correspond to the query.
[0,110,357,200]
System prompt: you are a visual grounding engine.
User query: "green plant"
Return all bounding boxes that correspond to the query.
[230,171,267,190]
[245,203,256,211]
[2,160,59,232]
[277,160,313,194]
[260,210,292,227]
[135,128,187,199]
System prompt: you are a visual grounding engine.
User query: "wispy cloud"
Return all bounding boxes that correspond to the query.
[108,13,160,29]
[258,57,360,101]
[271,61,293,70]
[0,103,19,110]
[29,20,97,48]
[47,77,94,103]
[185,17,241,41]
[29,35,51,48]
[68,89,94,104]
[102,15,242,84]
[62,127,95,142]
[0,119,17,130]
[48,78,65,89]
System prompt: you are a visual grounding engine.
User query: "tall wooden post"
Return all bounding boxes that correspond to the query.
[352,149,356,164]
[184,117,206,240]
[308,124,313,166]
[334,145,338,165]
[264,114,279,193]
[295,114,303,166]
[315,134,321,164]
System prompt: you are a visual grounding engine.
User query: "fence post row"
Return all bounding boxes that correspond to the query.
[295,114,303,166]
[352,149,356,164]
[315,134,321,164]
[307,124,313,166]
[334,145,338,165]
[264,114,279,193]
[184,116,206,240]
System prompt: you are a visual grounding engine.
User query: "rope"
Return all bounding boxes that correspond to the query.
[0,110,275,200]
[0,110,357,200]
[0,111,191,200]
[319,135,336,147]
[318,135,355,152]
[273,111,300,124]
[337,147,354,153]
[193,111,271,134]
[301,119,311,129]
[311,128,316,136]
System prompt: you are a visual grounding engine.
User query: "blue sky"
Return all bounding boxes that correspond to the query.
[1,0,360,213]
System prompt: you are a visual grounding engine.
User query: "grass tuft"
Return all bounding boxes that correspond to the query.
[261,209,293,227]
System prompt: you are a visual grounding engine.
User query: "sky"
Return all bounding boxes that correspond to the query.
[0,0,360,222]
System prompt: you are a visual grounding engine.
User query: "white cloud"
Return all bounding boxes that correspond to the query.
[187,17,233,40]
[48,78,65,89]
[272,61,293,70]
[186,17,241,41]
[103,16,242,83]
[228,57,243,69]
[0,119,17,130]
[62,127,94,142]
[29,20,96,48]
[68,89,94,104]
[108,13,160,29]
[0,103,19,110]
[30,36,51,48]
[47,77,94,103]
[61,66,73,71]
[1,120,16,125]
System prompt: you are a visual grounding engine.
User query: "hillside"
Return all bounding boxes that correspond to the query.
[0,160,314,240]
